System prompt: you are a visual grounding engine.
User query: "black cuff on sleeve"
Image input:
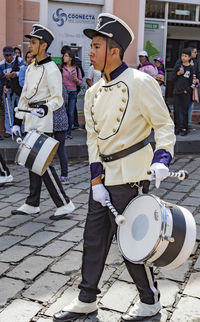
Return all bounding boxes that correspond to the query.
[14,117,22,127]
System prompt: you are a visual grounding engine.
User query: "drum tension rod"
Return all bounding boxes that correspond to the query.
[162,234,175,243]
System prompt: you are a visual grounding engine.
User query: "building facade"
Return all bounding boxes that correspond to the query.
[0,0,144,71]
[0,0,200,98]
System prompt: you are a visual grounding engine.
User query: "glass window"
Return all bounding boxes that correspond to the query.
[168,3,196,21]
[145,1,165,19]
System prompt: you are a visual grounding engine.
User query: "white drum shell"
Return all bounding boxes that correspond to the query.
[15,130,59,176]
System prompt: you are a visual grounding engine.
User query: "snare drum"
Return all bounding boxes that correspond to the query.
[118,194,196,270]
[15,130,59,176]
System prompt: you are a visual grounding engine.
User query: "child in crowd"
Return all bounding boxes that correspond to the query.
[172,48,194,136]
[156,74,171,114]
[154,57,165,76]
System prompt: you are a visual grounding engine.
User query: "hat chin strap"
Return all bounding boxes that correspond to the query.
[33,41,43,61]
[101,37,108,74]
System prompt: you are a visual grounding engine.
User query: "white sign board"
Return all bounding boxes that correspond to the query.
[144,20,165,61]
[48,1,101,71]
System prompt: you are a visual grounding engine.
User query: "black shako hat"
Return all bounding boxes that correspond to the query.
[83,13,134,52]
[25,24,54,47]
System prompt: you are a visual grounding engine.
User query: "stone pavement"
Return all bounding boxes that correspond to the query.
[0,156,200,322]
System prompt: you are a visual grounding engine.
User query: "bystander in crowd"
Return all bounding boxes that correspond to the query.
[86,64,101,87]
[61,48,82,139]
[0,46,23,137]
[53,85,70,185]
[0,152,13,185]
[137,50,158,78]
[154,57,165,76]
[172,47,194,136]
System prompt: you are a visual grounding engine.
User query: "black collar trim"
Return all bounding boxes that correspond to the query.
[35,56,51,66]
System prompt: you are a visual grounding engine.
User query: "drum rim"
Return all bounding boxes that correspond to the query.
[117,194,167,264]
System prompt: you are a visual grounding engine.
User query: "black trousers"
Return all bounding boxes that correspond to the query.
[78,183,160,305]
[26,165,70,207]
[0,153,10,176]
[173,92,191,130]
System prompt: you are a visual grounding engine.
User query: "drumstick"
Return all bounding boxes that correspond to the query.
[14,107,32,113]
[105,200,126,225]
[147,169,189,181]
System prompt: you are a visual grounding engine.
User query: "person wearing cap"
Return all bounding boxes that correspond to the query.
[137,50,158,79]
[11,24,75,220]
[153,57,165,76]
[0,46,23,137]
[53,13,175,322]
[156,74,165,97]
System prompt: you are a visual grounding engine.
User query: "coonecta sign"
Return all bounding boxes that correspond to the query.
[53,8,95,27]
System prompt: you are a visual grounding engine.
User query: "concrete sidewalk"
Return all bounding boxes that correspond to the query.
[1,122,200,163]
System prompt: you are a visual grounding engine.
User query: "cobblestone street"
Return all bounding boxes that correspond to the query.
[0,156,200,322]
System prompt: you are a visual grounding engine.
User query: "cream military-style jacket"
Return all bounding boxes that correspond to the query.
[84,67,176,186]
[15,59,63,133]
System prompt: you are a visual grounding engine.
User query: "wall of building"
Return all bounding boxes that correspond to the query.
[113,0,141,67]
[23,0,40,54]
[0,0,6,59]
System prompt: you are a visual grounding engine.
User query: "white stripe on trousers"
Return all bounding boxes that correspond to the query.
[144,266,159,303]
[46,167,67,206]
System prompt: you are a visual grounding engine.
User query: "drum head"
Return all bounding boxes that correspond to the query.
[118,195,162,263]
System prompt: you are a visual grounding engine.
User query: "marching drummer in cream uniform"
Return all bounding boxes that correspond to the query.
[53,14,176,322]
[12,24,75,220]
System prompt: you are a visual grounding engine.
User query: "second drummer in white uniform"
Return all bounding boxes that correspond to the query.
[53,13,176,322]
[12,24,75,220]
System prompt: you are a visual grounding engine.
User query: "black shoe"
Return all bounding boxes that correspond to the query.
[180,128,188,136]
[175,129,179,135]
[49,214,67,220]
[53,310,97,322]
[121,312,161,321]
[11,209,29,215]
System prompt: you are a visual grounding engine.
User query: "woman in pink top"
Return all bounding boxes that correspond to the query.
[62,49,82,138]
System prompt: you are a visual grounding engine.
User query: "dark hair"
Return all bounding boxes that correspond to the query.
[181,48,191,57]
[14,47,22,57]
[107,38,124,60]
[39,39,49,50]
[25,51,31,61]
[61,45,71,55]
[62,50,76,67]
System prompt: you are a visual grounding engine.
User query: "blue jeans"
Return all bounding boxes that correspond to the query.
[67,90,77,135]
[188,101,193,124]
[54,130,68,177]
[4,90,20,134]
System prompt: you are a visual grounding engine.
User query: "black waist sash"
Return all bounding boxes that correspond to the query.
[99,137,149,162]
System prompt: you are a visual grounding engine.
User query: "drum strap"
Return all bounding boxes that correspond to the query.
[25,135,48,170]
[99,137,150,162]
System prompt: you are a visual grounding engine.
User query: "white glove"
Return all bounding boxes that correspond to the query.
[31,108,45,118]
[92,184,110,207]
[150,162,169,188]
[12,125,21,136]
